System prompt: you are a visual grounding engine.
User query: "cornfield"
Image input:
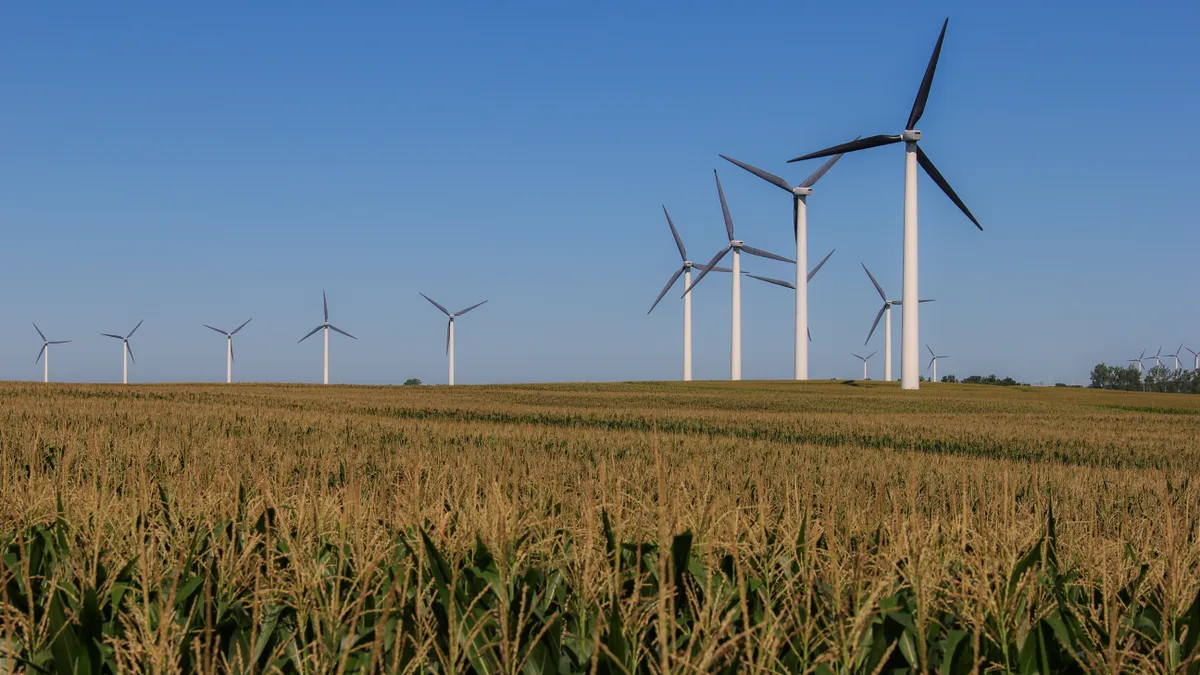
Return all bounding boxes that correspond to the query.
[1,380,1198,673]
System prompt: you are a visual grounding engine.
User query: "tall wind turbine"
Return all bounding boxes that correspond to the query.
[1146,346,1163,370]
[788,18,982,390]
[851,351,877,380]
[862,263,934,382]
[926,344,950,383]
[647,206,734,381]
[298,291,356,385]
[204,319,252,384]
[683,170,795,381]
[33,324,71,383]
[421,294,487,386]
[719,147,849,380]
[101,320,142,384]
[1168,344,1183,372]
[1127,349,1146,376]
[1186,347,1198,371]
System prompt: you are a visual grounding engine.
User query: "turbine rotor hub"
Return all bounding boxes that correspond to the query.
[792,186,813,196]
[901,129,921,142]
[731,240,744,248]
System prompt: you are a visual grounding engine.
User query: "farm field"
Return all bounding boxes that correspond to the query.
[1,380,1199,673]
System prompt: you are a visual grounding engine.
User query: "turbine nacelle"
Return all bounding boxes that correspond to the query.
[791,186,813,197]
[730,239,745,248]
[901,129,922,142]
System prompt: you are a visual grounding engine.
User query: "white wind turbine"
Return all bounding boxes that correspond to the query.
[926,344,950,383]
[203,319,252,384]
[1168,344,1183,372]
[1186,347,1198,371]
[298,291,356,385]
[862,263,934,382]
[719,147,849,380]
[647,206,735,381]
[1146,346,1163,370]
[1127,349,1146,376]
[33,324,71,383]
[101,320,142,384]
[788,18,983,390]
[851,351,877,380]
[421,294,487,386]
[683,170,795,381]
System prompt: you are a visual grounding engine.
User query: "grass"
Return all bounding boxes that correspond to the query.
[1,379,1198,672]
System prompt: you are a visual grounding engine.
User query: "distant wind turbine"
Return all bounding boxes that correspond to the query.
[683,170,795,381]
[788,18,983,390]
[1146,346,1163,370]
[1127,349,1146,375]
[647,206,734,381]
[421,294,487,386]
[204,319,252,383]
[33,324,71,383]
[1186,347,1198,371]
[719,145,850,380]
[1168,344,1183,372]
[298,291,356,385]
[926,344,950,383]
[862,263,933,382]
[101,320,142,384]
[851,351,878,380]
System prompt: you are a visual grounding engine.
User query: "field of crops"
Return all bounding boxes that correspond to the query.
[1,379,1198,673]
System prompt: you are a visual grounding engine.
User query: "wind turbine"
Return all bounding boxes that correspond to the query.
[741,249,835,343]
[926,344,950,383]
[1146,346,1163,370]
[647,206,734,381]
[298,291,356,385]
[683,170,795,381]
[788,18,982,390]
[851,351,877,380]
[1168,344,1183,372]
[862,263,934,382]
[203,319,252,384]
[1127,349,1146,376]
[33,324,71,383]
[719,147,849,380]
[421,294,487,386]
[1185,347,1198,371]
[101,320,142,384]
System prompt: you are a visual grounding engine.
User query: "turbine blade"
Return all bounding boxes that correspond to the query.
[328,324,357,339]
[927,357,934,372]
[662,206,687,261]
[927,344,936,358]
[298,325,323,343]
[866,351,877,360]
[204,324,228,336]
[33,323,46,342]
[907,18,949,131]
[36,344,46,364]
[101,333,124,340]
[719,155,793,192]
[807,249,835,281]
[916,146,982,230]
[126,319,143,338]
[861,263,887,301]
[230,340,235,364]
[787,134,902,163]
[453,300,488,317]
[865,305,886,344]
[648,267,685,315]
[808,327,812,342]
[446,320,451,355]
[323,290,329,322]
[420,293,451,316]
[744,273,795,290]
[918,298,935,303]
[125,341,135,364]
[714,170,735,240]
[707,265,733,273]
[682,246,732,297]
[798,139,857,188]
[741,245,795,264]
[49,340,71,345]
[851,353,864,361]
[232,318,252,335]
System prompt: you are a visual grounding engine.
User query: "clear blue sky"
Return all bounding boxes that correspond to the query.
[2,2,1197,385]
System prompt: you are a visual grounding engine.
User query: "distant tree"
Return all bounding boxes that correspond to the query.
[1089,363,1143,391]
[960,374,1026,386]
[941,374,958,383]
[404,378,422,386]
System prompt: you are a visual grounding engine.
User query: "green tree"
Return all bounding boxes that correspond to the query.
[404,378,422,386]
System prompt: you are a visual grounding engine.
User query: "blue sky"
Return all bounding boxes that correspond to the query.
[2,2,1198,385]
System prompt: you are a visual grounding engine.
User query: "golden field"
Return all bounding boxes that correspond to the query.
[1,379,1198,673]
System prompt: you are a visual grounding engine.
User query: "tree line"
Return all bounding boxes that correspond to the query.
[1089,363,1200,393]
